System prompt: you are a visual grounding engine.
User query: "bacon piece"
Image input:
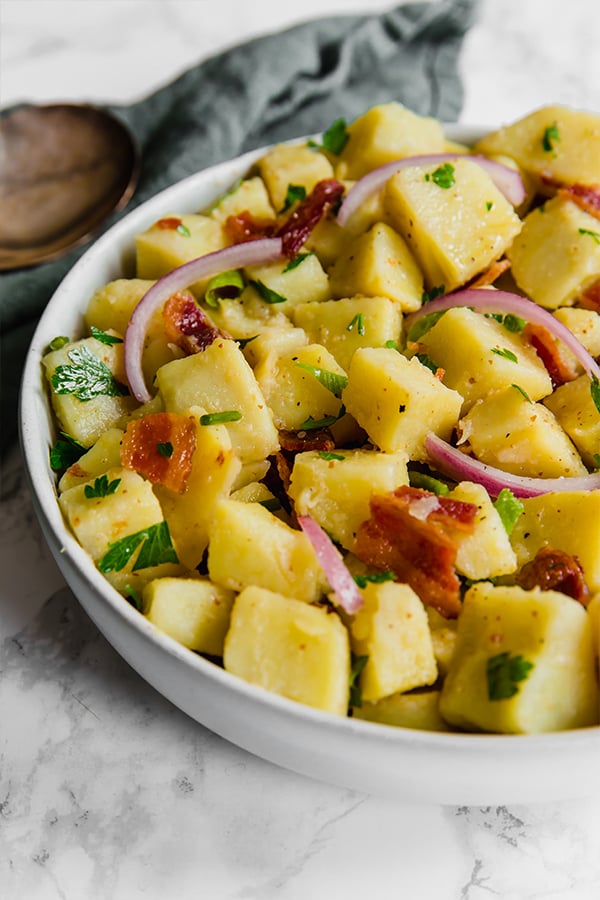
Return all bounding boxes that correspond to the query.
[577,278,600,312]
[163,291,228,355]
[467,258,511,289]
[353,486,477,618]
[522,321,576,388]
[224,211,277,244]
[278,428,335,454]
[121,412,196,493]
[558,184,600,222]
[277,179,345,257]
[516,547,589,606]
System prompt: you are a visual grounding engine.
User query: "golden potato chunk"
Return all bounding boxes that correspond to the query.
[257,143,334,212]
[543,374,600,469]
[223,586,350,715]
[448,481,517,579]
[144,577,235,655]
[136,213,226,292]
[354,690,450,731]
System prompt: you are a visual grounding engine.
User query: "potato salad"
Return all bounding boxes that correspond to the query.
[44,102,600,735]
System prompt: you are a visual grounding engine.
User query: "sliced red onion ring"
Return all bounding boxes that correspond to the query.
[336,154,526,228]
[124,237,285,402]
[425,433,600,498]
[405,288,600,382]
[297,515,363,614]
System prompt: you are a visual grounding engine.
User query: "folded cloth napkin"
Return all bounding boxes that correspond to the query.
[0,0,478,453]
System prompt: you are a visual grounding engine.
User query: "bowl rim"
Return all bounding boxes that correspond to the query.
[19,123,600,791]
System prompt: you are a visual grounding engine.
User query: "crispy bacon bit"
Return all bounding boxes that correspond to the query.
[467,258,511,289]
[577,278,600,312]
[522,321,576,388]
[224,211,277,244]
[163,291,228,355]
[558,184,600,222]
[278,428,335,454]
[277,179,345,257]
[155,216,185,230]
[516,547,589,606]
[353,486,477,618]
[121,412,196,493]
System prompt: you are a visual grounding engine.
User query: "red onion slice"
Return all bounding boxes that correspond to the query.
[425,433,600,498]
[297,515,363,614]
[124,237,284,402]
[336,154,526,227]
[405,288,600,382]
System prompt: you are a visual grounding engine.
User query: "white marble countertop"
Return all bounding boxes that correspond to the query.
[3,1,600,897]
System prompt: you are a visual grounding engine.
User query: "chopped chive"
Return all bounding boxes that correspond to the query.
[199,410,243,426]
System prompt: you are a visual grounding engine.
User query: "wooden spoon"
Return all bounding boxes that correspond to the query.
[0,103,140,270]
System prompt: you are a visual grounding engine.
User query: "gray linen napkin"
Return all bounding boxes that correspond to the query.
[1,0,478,452]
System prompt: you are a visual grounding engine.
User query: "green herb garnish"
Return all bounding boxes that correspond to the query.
[542,121,560,153]
[493,488,524,535]
[236,335,258,349]
[89,326,123,346]
[407,310,446,342]
[346,313,366,335]
[415,353,440,374]
[49,432,86,471]
[299,406,345,430]
[491,347,518,363]
[199,410,243,426]
[259,498,282,512]
[204,269,244,308]
[283,252,314,273]
[594,453,600,470]
[50,344,128,401]
[279,184,306,214]
[511,383,532,402]
[349,654,369,708]
[425,163,455,189]
[309,117,349,156]
[98,521,179,574]
[318,451,345,462]
[249,279,287,304]
[384,340,399,350]
[591,374,600,414]
[157,442,174,458]
[353,571,395,589]
[421,284,446,304]
[489,313,526,333]
[124,585,143,612]
[487,651,534,701]
[408,471,450,496]
[486,201,493,211]
[579,228,600,245]
[176,223,191,237]
[84,475,121,499]
[295,363,348,398]
[44,335,70,354]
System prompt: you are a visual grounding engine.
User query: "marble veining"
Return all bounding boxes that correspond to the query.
[3,1,600,897]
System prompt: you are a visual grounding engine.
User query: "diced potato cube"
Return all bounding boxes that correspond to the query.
[350,582,438,703]
[292,296,402,372]
[59,467,184,594]
[231,459,270,491]
[223,586,350,715]
[254,341,346,431]
[342,348,462,458]
[510,491,600,592]
[449,481,517,579]
[507,197,600,308]
[243,252,330,310]
[460,386,586,478]
[354,690,450,731]
[336,102,446,180]
[201,289,292,340]
[208,499,327,603]
[230,480,289,523]
[553,307,600,362]
[85,279,155,336]
[384,157,521,291]
[135,213,226,293]
[417,307,552,409]
[144,577,235,655]
[328,223,423,313]
[288,448,408,550]
[543,374,600,468]
[209,176,275,223]
[58,428,123,492]
[474,105,600,191]
[156,338,279,463]
[439,583,599,733]
[43,335,135,448]
[257,143,334,212]
[154,408,241,569]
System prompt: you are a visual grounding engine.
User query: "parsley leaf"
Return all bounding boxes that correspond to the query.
[579,228,600,246]
[249,279,287,304]
[50,344,128,401]
[84,475,121,499]
[407,310,446,342]
[283,252,314,273]
[279,184,307,214]
[487,651,534,701]
[157,442,174,458]
[421,284,446,304]
[199,410,243,426]
[491,347,518,363]
[98,521,179,574]
[591,375,600,414]
[349,654,369,708]
[236,335,258,349]
[318,451,345,461]
[299,406,345,430]
[176,222,191,237]
[295,363,348,398]
[309,118,349,156]
[542,121,560,153]
[353,571,395,589]
[90,326,123,346]
[408,471,450,496]
[347,313,365,335]
[425,163,455,189]
[49,432,86,471]
[124,585,143,611]
[415,353,440,374]
[493,488,524,535]
[511,383,532,403]
[489,313,526,333]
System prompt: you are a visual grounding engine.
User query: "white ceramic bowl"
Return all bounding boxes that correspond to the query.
[20,129,600,806]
